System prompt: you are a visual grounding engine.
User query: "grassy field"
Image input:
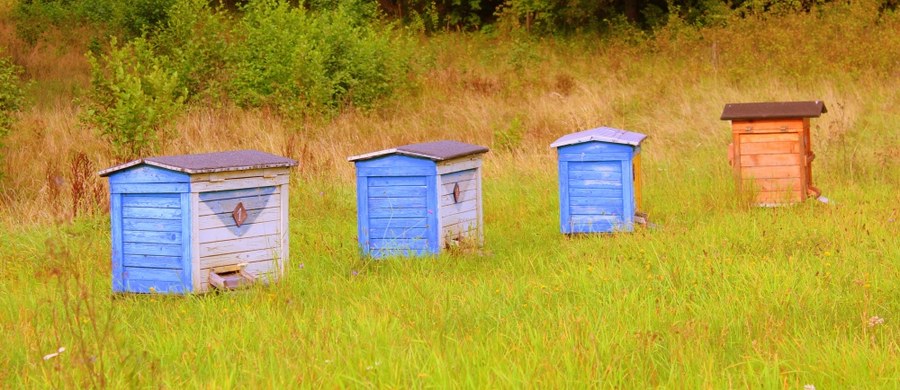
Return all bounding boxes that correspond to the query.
[1,1,899,387]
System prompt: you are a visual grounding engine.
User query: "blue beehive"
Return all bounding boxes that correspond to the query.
[99,150,297,294]
[348,141,489,257]
[551,127,647,234]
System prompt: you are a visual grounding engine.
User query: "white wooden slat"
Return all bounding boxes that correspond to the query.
[436,157,482,175]
[440,178,476,196]
[190,168,290,183]
[199,219,281,244]
[191,175,289,193]
[440,189,476,206]
[443,209,478,226]
[200,248,276,269]
[475,166,484,245]
[197,186,280,202]
[199,207,280,230]
[197,193,280,217]
[441,199,477,217]
[199,234,280,257]
[279,183,289,276]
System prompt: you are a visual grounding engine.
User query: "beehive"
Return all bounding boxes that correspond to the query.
[348,141,489,257]
[721,101,827,206]
[99,150,297,293]
[551,127,647,234]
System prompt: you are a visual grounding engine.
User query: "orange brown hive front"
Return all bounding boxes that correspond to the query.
[721,101,827,206]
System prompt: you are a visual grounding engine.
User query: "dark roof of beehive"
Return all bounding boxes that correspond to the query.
[720,101,827,120]
[348,141,489,162]
[99,150,298,177]
[550,127,646,148]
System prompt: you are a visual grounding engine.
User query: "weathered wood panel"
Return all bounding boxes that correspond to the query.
[200,219,280,243]
[368,217,427,228]
[123,243,182,257]
[567,179,623,188]
[368,186,428,198]
[197,193,280,217]
[369,227,428,239]
[109,165,190,184]
[742,178,802,191]
[368,207,427,218]
[732,119,804,133]
[122,217,181,233]
[741,165,802,179]
[122,230,182,244]
[367,176,428,187]
[123,254,182,269]
[190,167,289,183]
[121,195,180,209]
[737,133,800,143]
[740,154,803,167]
[369,197,428,209]
[201,248,276,269]
[198,207,280,229]
[191,175,288,193]
[123,267,182,283]
[199,234,280,257]
[739,141,801,155]
[197,186,279,202]
[200,259,277,292]
[569,196,623,207]
[122,206,182,220]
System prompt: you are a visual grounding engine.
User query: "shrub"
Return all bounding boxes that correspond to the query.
[229,0,410,116]
[0,52,24,179]
[81,38,186,160]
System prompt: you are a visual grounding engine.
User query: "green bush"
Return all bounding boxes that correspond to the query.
[82,38,186,160]
[0,52,24,178]
[153,0,230,100]
[229,0,410,116]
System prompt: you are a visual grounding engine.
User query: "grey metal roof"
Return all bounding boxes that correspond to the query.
[348,140,489,162]
[99,150,298,176]
[721,101,827,120]
[550,127,646,148]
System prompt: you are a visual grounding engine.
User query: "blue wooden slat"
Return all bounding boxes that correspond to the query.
[367,186,427,198]
[567,170,622,181]
[369,227,428,239]
[199,186,277,202]
[368,217,427,229]
[123,267,183,282]
[357,166,436,177]
[558,141,635,154]
[123,243,182,257]
[567,162,621,172]
[568,179,623,188]
[367,176,427,187]
[356,175,370,255]
[122,194,180,208]
[110,183,190,194]
[368,207,427,218]
[369,248,429,258]
[122,279,189,294]
[123,254,182,269]
[122,207,181,219]
[569,188,622,198]
[180,192,193,292]
[123,218,182,232]
[558,160,570,234]
[122,230,182,244]
[110,193,124,292]
[355,154,435,168]
[109,165,190,184]
[369,239,429,251]
[570,205,623,215]
[425,174,439,254]
[368,198,427,209]
[569,197,623,207]
[558,153,633,162]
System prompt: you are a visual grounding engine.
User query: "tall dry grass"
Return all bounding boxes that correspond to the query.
[0,0,898,225]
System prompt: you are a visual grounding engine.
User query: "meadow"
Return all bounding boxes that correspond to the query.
[1,0,899,387]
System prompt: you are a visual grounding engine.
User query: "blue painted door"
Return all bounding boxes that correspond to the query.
[566,161,625,233]
[365,175,431,256]
[118,193,190,293]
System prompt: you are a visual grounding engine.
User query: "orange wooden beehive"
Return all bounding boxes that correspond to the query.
[721,101,827,206]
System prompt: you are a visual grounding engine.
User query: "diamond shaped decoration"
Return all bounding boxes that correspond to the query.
[232,202,248,227]
[452,183,461,204]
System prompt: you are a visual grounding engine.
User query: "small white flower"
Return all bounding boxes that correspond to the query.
[42,347,65,361]
[804,385,815,390]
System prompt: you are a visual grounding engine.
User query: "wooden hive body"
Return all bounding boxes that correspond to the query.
[350,141,488,257]
[722,101,826,206]
[552,127,647,234]
[101,150,296,294]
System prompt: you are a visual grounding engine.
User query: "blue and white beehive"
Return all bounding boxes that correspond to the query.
[348,141,489,257]
[99,150,297,294]
[551,127,647,234]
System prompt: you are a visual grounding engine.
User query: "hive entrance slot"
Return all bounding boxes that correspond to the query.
[208,263,257,290]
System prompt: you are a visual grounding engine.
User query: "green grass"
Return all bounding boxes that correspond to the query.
[2,147,898,388]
